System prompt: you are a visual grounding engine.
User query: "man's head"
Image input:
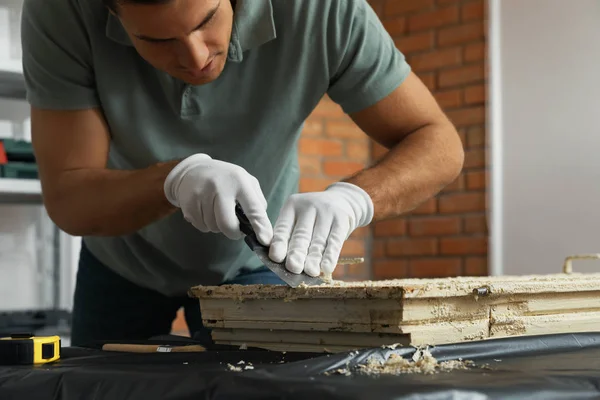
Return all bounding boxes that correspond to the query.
[104,0,234,85]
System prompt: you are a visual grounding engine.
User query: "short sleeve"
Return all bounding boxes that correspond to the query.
[326,0,411,114]
[21,0,100,109]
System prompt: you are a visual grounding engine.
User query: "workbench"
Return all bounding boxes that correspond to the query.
[2,333,600,399]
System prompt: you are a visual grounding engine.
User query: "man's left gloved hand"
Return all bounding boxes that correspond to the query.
[269,182,374,277]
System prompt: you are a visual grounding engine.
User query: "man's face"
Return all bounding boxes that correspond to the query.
[116,0,234,85]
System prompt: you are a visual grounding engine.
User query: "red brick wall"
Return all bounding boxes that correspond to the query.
[373,0,488,279]
[172,0,489,335]
[299,98,373,280]
[302,0,489,281]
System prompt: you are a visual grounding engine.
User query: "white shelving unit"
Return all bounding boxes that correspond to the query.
[0,60,21,73]
[0,0,78,342]
[0,178,42,204]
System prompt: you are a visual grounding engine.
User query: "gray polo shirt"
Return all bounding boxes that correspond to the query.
[21,0,411,296]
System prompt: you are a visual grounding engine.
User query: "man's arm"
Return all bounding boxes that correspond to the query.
[269,0,463,276]
[345,71,464,221]
[269,71,464,275]
[31,107,178,237]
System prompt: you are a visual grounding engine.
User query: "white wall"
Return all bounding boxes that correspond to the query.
[490,0,600,275]
[0,205,43,309]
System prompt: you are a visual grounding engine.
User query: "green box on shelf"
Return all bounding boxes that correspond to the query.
[2,139,34,157]
[1,162,39,180]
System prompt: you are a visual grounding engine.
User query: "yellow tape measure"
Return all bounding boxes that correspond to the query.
[0,333,61,365]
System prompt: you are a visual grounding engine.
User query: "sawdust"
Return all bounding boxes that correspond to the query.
[495,321,526,336]
[227,361,255,372]
[488,302,530,336]
[462,330,487,341]
[336,257,365,266]
[430,300,452,321]
[227,364,242,372]
[320,273,334,284]
[325,348,475,376]
[382,343,403,350]
[319,257,363,284]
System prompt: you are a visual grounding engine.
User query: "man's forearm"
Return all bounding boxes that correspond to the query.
[346,123,464,221]
[44,160,180,237]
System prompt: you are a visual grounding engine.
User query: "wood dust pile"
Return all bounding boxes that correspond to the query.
[326,349,475,376]
[227,360,255,372]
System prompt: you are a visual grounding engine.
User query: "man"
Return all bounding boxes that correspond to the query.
[21,0,464,346]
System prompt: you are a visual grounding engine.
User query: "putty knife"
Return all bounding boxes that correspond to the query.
[235,203,326,288]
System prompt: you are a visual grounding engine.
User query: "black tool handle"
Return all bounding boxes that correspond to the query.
[235,202,256,237]
[235,203,266,252]
[243,234,263,251]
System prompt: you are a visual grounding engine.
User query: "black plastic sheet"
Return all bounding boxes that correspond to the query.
[2,333,600,400]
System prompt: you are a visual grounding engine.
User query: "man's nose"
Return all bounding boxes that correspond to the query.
[178,34,210,70]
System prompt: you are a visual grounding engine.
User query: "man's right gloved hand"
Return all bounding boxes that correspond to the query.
[163,154,273,245]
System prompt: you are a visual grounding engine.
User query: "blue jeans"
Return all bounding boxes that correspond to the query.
[70,242,284,347]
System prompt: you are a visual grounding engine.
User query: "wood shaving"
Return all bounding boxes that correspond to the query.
[382,343,403,350]
[227,361,255,372]
[326,349,475,376]
[358,349,474,375]
[227,364,243,372]
[325,368,352,376]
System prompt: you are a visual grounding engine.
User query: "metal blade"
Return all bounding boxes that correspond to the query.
[243,236,327,288]
[251,246,327,287]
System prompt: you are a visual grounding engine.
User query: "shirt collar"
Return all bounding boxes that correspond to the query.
[105,0,277,62]
[227,0,277,62]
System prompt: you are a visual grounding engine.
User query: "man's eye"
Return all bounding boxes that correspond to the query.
[205,14,217,25]
[202,8,219,27]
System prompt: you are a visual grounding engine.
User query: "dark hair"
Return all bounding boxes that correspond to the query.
[102,0,171,12]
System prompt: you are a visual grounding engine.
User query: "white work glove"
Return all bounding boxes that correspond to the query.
[269,182,374,277]
[163,154,273,244]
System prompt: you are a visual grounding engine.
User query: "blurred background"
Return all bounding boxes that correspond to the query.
[1,0,599,339]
